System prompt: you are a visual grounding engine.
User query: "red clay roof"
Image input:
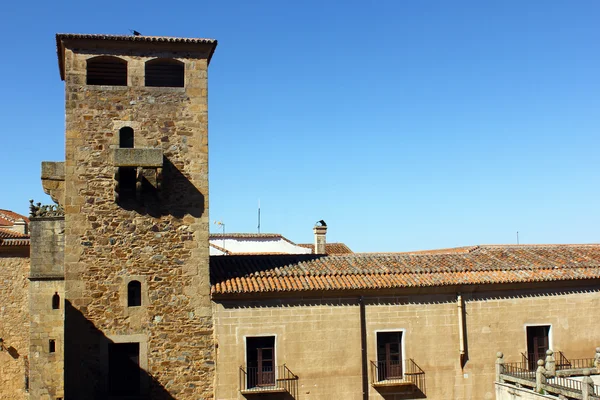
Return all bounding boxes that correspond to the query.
[0,228,30,247]
[210,244,600,295]
[297,242,354,255]
[0,210,29,226]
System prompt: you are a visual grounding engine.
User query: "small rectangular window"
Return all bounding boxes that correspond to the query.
[49,339,56,353]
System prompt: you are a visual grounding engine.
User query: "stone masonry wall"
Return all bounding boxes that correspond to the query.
[0,254,30,400]
[214,285,600,400]
[61,43,213,399]
[28,218,65,399]
[214,298,363,400]
[28,280,65,400]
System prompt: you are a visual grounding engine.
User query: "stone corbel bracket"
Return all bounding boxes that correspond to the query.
[113,148,164,201]
[41,161,65,206]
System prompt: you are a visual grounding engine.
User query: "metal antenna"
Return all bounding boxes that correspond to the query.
[257,199,261,233]
[214,220,225,253]
[517,231,519,245]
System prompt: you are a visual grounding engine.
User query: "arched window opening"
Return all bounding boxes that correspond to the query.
[128,280,142,307]
[145,58,184,87]
[52,292,60,310]
[49,339,56,353]
[87,56,127,86]
[119,127,134,148]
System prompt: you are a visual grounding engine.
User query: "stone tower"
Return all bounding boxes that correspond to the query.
[50,33,217,399]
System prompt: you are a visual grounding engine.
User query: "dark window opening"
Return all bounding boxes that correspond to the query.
[246,336,275,388]
[119,127,134,148]
[376,331,403,381]
[49,340,56,353]
[527,325,550,370]
[128,281,142,307]
[86,56,127,86]
[52,292,60,310]
[108,342,140,396]
[116,167,137,203]
[145,58,184,87]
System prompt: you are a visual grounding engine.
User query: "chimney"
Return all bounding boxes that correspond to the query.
[313,220,327,254]
[13,218,28,235]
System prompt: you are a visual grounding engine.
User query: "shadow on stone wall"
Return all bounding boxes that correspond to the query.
[119,157,205,219]
[64,300,175,400]
[374,387,426,399]
[6,346,20,359]
[241,393,295,400]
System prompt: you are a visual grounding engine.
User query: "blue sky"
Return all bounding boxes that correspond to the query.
[2,0,599,252]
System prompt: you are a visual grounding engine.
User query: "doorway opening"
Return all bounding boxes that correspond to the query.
[526,325,550,370]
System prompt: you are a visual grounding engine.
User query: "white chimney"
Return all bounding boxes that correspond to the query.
[313,220,327,255]
[12,218,28,235]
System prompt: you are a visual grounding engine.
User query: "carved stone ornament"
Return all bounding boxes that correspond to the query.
[29,199,65,218]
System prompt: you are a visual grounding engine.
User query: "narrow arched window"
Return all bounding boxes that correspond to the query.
[119,127,134,148]
[52,292,60,310]
[87,56,127,86]
[128,281,142,307]
[145,58,184,87]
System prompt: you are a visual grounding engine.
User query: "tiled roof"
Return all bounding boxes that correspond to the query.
[0,228,30,247]
[56,33,218,79]
[56,33,217,44]
[0,209,29,226]
[0,229,29,239]
[297,242,354,255]
[209,233,306,253]
[210,233,283,239]
[210,244,600,295]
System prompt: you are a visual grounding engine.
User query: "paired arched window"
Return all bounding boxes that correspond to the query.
[145,58,184,87]
[128,281,142,307]
[52,292,60,310]
[119,127,134,148]
[87,56,127,86]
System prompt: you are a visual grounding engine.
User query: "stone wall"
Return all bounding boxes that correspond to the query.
[214,298,363,400]
[214,283,600,400]
[29,217,65,399]
[0,254,30,400]
[28,280,65,400]
[60,39,213,399]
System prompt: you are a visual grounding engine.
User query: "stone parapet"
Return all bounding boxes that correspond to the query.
[29,217,64,279]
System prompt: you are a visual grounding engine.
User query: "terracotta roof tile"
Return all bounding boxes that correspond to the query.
[297,242,353,255]
[0,210,30,226]
[0,229,29,239]
[210,244,600,295]
[0,228,30,247]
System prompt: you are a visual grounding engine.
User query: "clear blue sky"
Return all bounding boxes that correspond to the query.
[2,0,599,252]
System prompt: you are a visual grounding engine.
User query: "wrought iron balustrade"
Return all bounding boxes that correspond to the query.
[239,364,298,397]
[370,358,426,394]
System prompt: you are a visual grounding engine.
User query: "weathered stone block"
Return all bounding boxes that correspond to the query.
[112,148,163,167]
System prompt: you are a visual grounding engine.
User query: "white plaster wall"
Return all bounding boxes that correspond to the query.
[209,237,312,255]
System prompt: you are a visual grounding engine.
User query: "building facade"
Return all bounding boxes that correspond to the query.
[0,33,599,400]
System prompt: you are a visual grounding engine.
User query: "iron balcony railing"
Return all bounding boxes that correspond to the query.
[521,351,595,372]
[370,359,426,394]
[239,364,298,397]
[503,361,536,381]
[556,351,572,370]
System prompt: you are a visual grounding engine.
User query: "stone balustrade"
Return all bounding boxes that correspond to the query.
[496,348,600,400]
